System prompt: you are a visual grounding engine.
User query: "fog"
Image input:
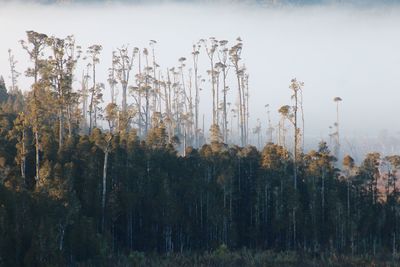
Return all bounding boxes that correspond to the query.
[1,1,400,156]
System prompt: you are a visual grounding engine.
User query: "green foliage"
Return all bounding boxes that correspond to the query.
[0,118,398,266]
[0,101,399,265]
[214,243,229,257]
[0,76,8,104]
[127,251,145,267]
[0,30,398,266]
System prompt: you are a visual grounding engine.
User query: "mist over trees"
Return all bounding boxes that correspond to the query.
[4,0,400,6]
[0,30,399,266]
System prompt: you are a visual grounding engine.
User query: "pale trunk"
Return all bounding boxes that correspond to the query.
[21,128,26,180]
[193,54,199,147]
[235,66,244,146]
[210,56,216,125]
[138,53,143,137]
[35,130,40,182]
[102,149,109,232]
[222,69,227,142]
[59,108,63,149]
[89,62,96,135]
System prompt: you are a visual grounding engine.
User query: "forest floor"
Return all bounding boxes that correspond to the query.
[85,249,400,267]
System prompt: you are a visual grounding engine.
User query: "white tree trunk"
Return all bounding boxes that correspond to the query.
[102,149,109,232]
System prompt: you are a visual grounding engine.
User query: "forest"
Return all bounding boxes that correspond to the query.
[0,31,399,266]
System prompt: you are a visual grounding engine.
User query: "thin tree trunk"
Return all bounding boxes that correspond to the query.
[222,69,228,142]
[67,105,72,138]
[21,127,26,180]
[35,129,40,182]
[236,70,244,146]
[193,47,200,147]
[59,108,63,149]
[102,149,109,232]
[89,62,96,135]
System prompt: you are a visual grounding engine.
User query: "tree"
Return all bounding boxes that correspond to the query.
[87,44,103,134]
[385,155,400,256]
[210,123,223,144]
[265,104,274,143]
[229,38,245,146]
[94,131,113,232]
[333,97,342,161]
[342,154,356,254]
[279,78,304,190]
[47,35,79,149]
[7,49,21,94]
[11,112,29,182]
[0,77,8,104]
[192,42,201,147]
[359,152,381,205]
[1,29,399,265]
[108,51,118,105]
[142,47,152,136]
[79,64,90,133]
[104,103,118,133]
[217,40,230,143]
[253,118,262,149]
[115,45,137,132]
[278,78,304,248]
[20,30,48,184]
[202,38,218,127]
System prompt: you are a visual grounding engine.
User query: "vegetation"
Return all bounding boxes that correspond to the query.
[0,31,399,266]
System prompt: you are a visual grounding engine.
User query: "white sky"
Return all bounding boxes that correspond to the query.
[1,2,400,146]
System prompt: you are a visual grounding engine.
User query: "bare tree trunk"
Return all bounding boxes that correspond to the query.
[193,45,200,147]
[81,70,88,133]
[21,127,26,180]
[67,105,72,138]
[89,63,96,135]
[144,51,150,136]
[210,57,216,125]
[58,223,65,251]
[34,61,41,183]
[35,129,40,182]
[216,70,220,126]
[122,67,127,114]
[87,45,102,134]
[151,44,158,123]
[293,89,298,190]
[183,126,187,157]
[102,148,109,233]
[222,70,228,143]
[59,108,63,149]
[245,75,250,144]
[236,73,244,146]
[138,53,143,137]
[188,69,194,146]
[167,70,173,142]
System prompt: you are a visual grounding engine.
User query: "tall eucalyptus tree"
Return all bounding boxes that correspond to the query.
[87,44,103,134]
[229,38,245,146]
[192,42,201,147]
[217,40,229,143]
[95,131,113,233]
[202,38,218,127]
[115,45,137,132]
[20,30,48,183]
